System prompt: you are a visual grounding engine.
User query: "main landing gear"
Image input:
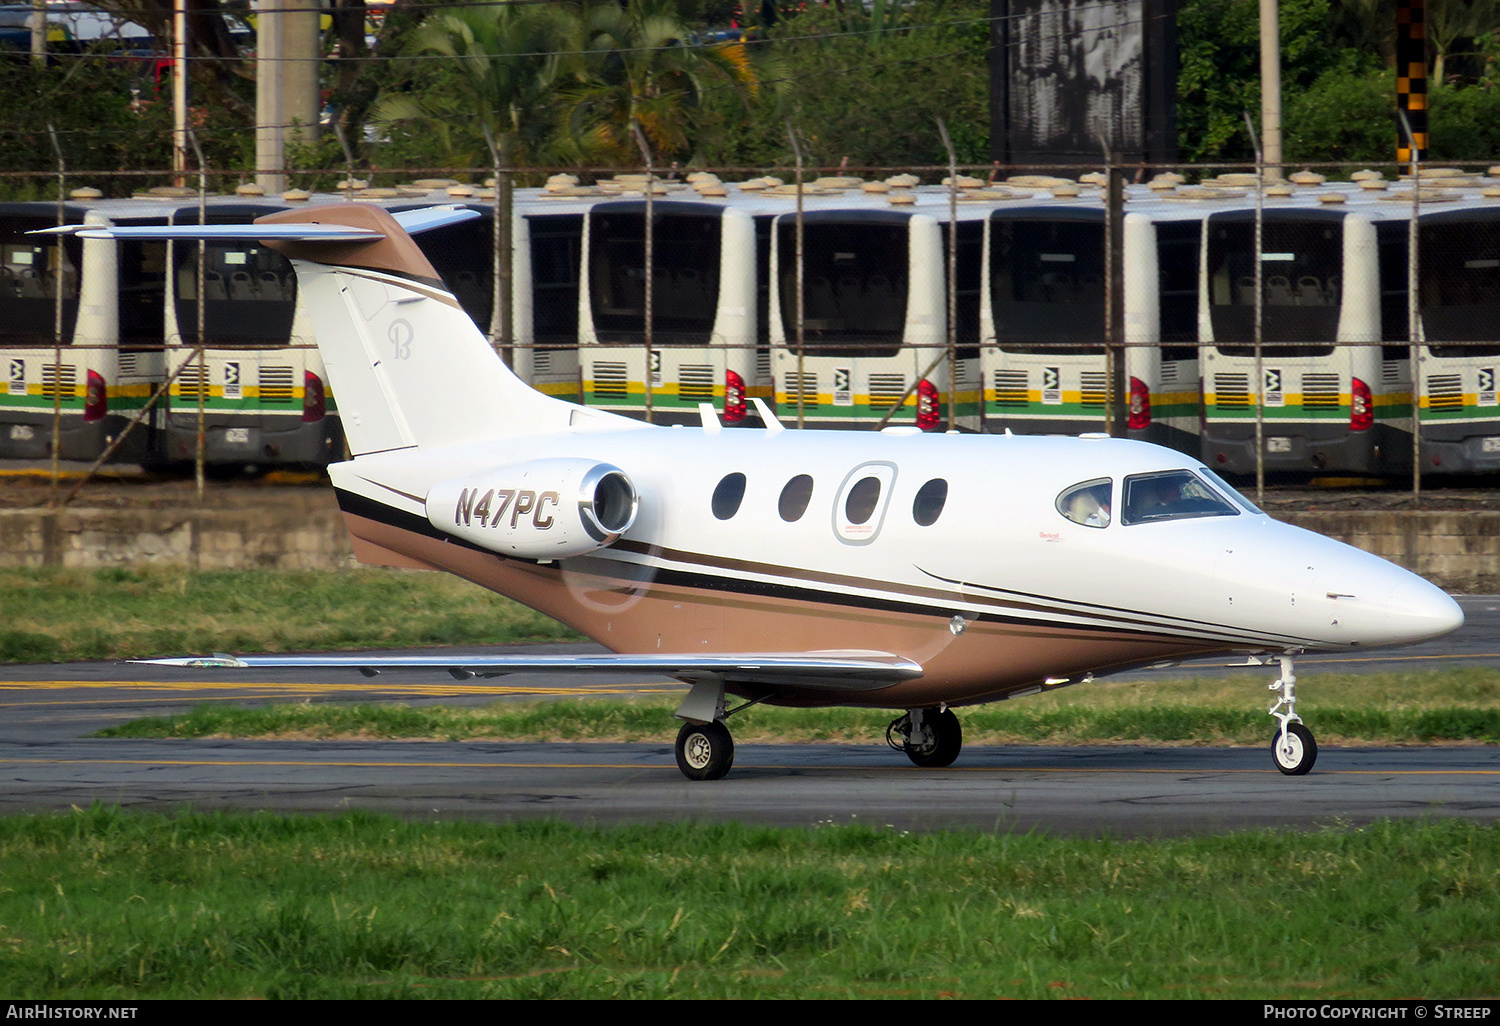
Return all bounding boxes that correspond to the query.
[887,706,963,768]
[673,678,755,781]
[676,720,734,780]
[1268,655,1317,775]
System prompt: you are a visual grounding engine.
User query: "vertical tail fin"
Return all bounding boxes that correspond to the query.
[255,204,571,456]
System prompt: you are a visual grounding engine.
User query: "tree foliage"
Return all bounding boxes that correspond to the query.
[0,57,177,196]
[693,0,991,168]
[1177,0,1379,162]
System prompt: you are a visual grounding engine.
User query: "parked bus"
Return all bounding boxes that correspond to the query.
[158,199,342,469]
[1408,203,1500,474]
[0,199,168,464]
[577,196,760,425]
[768,196,985,430]
[511,197,588,402]
[977,198,1206,453]
[1197,201,1409,476]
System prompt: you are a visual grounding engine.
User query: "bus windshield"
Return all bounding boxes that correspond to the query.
[777,216,908,359]
[0,218,81,346]
[1207,216,1341,358]
[590,205,722,347]
[1420,215,1500,359]
[990,213,1104,356]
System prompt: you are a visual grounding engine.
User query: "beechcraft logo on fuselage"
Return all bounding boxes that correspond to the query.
[455,487,559,530]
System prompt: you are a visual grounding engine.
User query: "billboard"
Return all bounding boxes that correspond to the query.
[990,0,1178,168]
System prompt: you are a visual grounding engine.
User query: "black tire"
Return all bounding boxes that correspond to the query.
[675,720,735,781]
[1272,722,1317,776]
[904,707,962,768]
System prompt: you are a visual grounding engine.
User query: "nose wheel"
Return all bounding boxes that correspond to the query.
[888,706,963,768]
[1272,721,1317,775]
[1268,655,1317,775]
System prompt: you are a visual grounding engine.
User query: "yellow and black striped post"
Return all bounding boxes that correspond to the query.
[1396,0,1428,163]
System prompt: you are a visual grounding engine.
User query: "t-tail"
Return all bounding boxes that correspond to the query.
[43,204,611,456]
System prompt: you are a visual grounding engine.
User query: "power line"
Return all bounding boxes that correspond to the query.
[8,0,1160,65]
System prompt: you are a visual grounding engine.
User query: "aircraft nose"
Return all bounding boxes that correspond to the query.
[1378,574,1465,645]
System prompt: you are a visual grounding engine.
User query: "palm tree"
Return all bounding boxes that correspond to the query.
[372,4,572,169]
[557,0,758,165]
[1428,0,1500,83]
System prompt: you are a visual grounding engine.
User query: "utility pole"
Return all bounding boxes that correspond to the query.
[29,0,44,65]
[1259,0,1283,178]
[256,0,322,194]
[173,0,188,185]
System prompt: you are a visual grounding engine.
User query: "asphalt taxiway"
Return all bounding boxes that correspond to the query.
[2,598,1499,835]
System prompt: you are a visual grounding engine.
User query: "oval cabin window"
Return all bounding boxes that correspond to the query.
[712,473,747,520]
[844,476,882,525]
[912,479,948,526]
[779,474,814,522]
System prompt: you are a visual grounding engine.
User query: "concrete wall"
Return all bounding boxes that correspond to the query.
[2,499,1497,592]
[1279,511,1500,594]
[0,493,355,571]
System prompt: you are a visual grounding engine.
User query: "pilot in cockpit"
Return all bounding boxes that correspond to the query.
[1061,480,1112,528]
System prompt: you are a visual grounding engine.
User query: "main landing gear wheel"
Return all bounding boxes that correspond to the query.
[1272,722,1317,776]
[891,707,962,768]
[676,720,734,781]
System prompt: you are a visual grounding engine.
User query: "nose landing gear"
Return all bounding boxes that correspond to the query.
[1268,655,1317,775]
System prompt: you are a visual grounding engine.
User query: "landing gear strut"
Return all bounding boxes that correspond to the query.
[1268,655,1317,775]
[888,706,963,768]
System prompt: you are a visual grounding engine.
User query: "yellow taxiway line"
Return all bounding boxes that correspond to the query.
[0,756,1494,775]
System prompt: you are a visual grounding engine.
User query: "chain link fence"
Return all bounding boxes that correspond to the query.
[6,152,1500,504]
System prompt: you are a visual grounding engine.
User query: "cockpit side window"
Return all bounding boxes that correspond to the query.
[1121,470,1239,525]
[1056,478,1112,528]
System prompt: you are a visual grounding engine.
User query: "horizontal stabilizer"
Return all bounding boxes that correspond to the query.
[31,204,480,242]
[389,206,483,234]
[36,222,384,242]
[133,651,924,692]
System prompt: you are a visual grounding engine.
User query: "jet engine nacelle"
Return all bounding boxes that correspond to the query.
[426,458,638,560]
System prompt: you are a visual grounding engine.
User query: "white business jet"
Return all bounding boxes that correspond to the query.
[51,205,1464,780]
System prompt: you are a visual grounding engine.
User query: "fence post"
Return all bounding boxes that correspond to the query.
[190,129,208,502]
[785,119,806,429]
[1399,110,1422,503]
[46,124,64,505]
[1244,111,1267,505]
[937,118,958,432]
[481,124,514,365]
[630,123,655,424]
[1099,136,1126,439]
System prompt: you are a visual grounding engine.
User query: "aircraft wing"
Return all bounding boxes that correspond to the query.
[132,651,923,693]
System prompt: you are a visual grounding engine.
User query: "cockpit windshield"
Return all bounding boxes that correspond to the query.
[1197,467,1263,515]
[1120,470,1240,525]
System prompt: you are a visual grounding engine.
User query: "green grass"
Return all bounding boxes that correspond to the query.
[99,670,1500,745]
[1,807,1496,998]
[0,566,583,663]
